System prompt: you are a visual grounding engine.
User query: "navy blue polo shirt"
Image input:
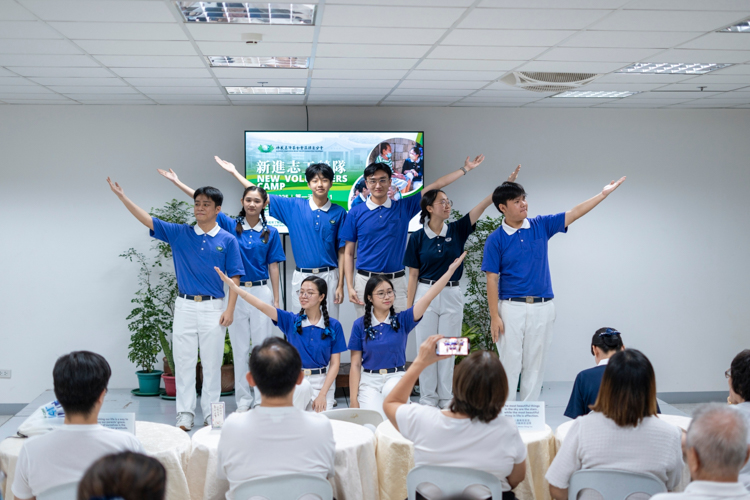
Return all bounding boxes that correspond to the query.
[150,218,244,298]
[348,308,420,370]
[269,195,346,269]
[351,193,366,209]
[215,212,285,282]
[274,309,347,369]
[403,214,474,281]
[340,195,422,273]
[481,213,567,299]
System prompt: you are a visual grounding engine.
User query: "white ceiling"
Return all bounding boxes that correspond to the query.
[0,0,749,107]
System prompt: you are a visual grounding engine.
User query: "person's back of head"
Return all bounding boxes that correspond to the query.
[249,337,302,399]
[730,349,750,403]
[53,351,111,417]
[77,452,166,500]
[449,350,508,424]
[590,327,624,357]
[685,403,750,481]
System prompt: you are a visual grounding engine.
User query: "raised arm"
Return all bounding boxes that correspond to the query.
[470,165,521,224]
[214,267,278,322]
[565,176,626,227]
[157,168,195,199]
[412,252,466,321]
[406,267,419,308]
[423,154,484,193]
[215,156,252,189]
[107,178,154,230]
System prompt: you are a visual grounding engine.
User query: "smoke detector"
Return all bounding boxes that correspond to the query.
[500,72,601,93]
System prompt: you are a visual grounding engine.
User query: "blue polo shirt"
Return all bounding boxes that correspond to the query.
[403,214,474,281]
[348,308,420,370]
[481,213,567,299]
[274,309,347,369]
[150,218,244,298]
[351,193,366,208]
[340,195,422,273]
[269,195,346,269]
[215,212,285,282]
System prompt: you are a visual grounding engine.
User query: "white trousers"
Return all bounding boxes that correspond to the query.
[305,372,336,411]
[173,297,225,418]
[292,377,313,411]
[414,283,463,408]
[495,300,556,401]
[291,269,340,319]
[358,371,405,419]
[353,272,408,317]
[228,284,276,409]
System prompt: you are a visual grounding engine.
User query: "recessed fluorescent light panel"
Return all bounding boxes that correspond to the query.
[177,2,316,25]
[719,18,750,32]
[209,56,309,69]
[552,91,640,98]
[225,86,305,95]
[617,63,733,75]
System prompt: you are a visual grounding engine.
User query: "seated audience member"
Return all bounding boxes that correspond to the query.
[564,327,625,419]
[728,349,750,491]
[12,351,143,500]
[217,337,335,500]
[352,178,369,208]
[546,349,683,500]
[77,452,166,500]
[383,336,527,500]
[651,404,750,500]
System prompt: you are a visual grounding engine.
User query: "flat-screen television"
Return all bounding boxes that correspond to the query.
[244,131,425,233]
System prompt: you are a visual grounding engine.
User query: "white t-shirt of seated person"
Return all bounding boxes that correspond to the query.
[396,404,527,493]
[12,424,144,499]
[217,406,336,500]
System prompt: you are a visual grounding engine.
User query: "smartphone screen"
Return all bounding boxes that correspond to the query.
[436,337,470,356]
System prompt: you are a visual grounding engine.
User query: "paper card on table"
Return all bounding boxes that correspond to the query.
[98,413,136,434]
[501,401,545,432]
[211,402,225,429]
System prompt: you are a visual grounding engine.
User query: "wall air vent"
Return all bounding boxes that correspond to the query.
[500,72,602,93]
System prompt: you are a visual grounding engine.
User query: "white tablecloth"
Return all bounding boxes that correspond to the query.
[189,419,379,500]
[0,421,191,500]
[374,420,557,500]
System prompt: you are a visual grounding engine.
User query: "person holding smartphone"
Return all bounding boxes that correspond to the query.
[403,166,520,408]
[348,253,466,418]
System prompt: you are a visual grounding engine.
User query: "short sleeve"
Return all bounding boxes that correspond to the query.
[402,193,422,219]
[11,446,33,499]
[399,307,420,335]
[545,418,583,488]
[223,237,245,278]
[348,319,364,351]
[273,308,297,336]
[331,322,347,354]
[268,194,292,225]
[455,214,475,244]
[480,231,501,274]
[216,211,237,234]
[340,208,359,243]
[266,229,286,264]
[336,211,348,249]
[395,403,429,442]
[539,212,567,239]
[402,232,422,270]
[149,217,182,243]
[563,373,586,419]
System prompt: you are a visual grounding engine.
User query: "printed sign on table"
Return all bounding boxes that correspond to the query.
[98,413,136,434]
[501,401,545,432]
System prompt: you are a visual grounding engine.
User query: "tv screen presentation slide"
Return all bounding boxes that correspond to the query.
[245,131,424,233]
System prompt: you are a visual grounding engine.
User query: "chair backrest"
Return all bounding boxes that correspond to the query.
[321,408,383,427]
[234,474,333,500]
[406,465,505,500]
[568,469,667,500]
[37,481,79,500]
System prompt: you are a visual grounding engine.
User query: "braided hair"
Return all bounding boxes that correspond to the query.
[235,185,270,244]
[591,327,624,356]
[419,189,444,225]
[294,276,333,340]
[363,275,400,341]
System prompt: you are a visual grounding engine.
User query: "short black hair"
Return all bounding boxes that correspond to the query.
[78,452,166,500]
[53,351,111,416]
[305,163,334,183]
[193,186,223,207]
[379,142,391,154]
[354,178,367,192]
[419,188,444,225]
[492,182,526,212]
[249,337,301,398]
[364,162,392,180]
[730,349,750,401]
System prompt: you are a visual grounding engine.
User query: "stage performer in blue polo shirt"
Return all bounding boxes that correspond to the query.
[212,157,348,320]
[107,178,244,431]
[403,165,520,408]
[157,169,286,411]
[348,252,467,418]
[214,269,346,412]
[482,176,626,402]
[342,155,485,316]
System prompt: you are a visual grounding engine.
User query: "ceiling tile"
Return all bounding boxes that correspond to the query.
[210,68,309,79]
[678,33,750,51]
[442,29,576,47]
[390,88,474,96]
[0,85,54,93]
[322,5,464,28]
[319,27,445,45]
[186,24,315,43]
[196,41,312,57]
[704,64,750,75]
[416,59,521,70]
[523,100,604,107]
[593,101,670,107]
[147,94,226,100]
[515,61,627,72]
[0,92,68,99]
[459,9,611,30]
[657,82,750,91]
[8,66,112,77]
[398,79,487,89]
[0,68,14,77]
[124,77,216,87]
[21,0,176,22]
[0,1,36,20]
[76,40,198,56]
[111,67,212,78]
[610,97,697,104]
[92,55,206,68]
[381,102,454,106]
[656,49,750,64]
[0,21,62,38]
[571,82,672,91]
[704,93,750,99]
[589,10,748,31]
[30,77,127,86]
[407,69,503,80]
[314,58,418,70]
[49,86,139,94]
[76,100,156,105]
[137,86,221,95]
[537,47,663,62]
[1,99,78,104]
[623,0,750,11]
[312,69,408,79]
[218,77,308,86]
[384,95,459,101]
[480,0,627,6]
[0,39,81,54]
[594,72,693,83]
[429,46,546,60]
[310,79,400,88]
[678,74,750,84]
[631,90,708,98]
[472,88,555,97]
[561,31,704,49]
[308,88,388,95]
[667,100,743,107]
[50,22,188,41]
[0,77,36,85]
[316,44,430,58]
[452,102,526,106]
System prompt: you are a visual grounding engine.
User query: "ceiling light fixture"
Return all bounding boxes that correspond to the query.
[225,86,305,95]
[208,56,309,68]
[616,63,733,75]
[551,90,640,98]
[177,2,316,25]
[719,17,750,32]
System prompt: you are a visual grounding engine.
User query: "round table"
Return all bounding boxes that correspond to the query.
[0,421,191,500]
[189,419,379,500]
[374,420,557,500]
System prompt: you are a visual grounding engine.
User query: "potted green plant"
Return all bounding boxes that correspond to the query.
[221,331,235,393]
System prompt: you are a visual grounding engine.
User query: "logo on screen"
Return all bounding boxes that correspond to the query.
[258,145,275,153]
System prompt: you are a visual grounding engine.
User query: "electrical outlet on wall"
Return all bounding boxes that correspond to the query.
[0,369,11,378]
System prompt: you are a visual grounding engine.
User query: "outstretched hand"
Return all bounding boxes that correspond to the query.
[414,335,452,368]
[464,154,485,171]
[157,168,179,183]
[602,176,626,197]
[447,252,468,272]
[107,177,124,198]
[507,165,521,183]
[214,156,237,173]
[214,267,238,290]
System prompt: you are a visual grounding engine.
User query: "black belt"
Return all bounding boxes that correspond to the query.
[507,297,552,304]
[296,266,336,274]
[418,278,460,287]
[364,365,406,374]
[303,367,327,376]
[179,294,220,302]
[358,269,405,280]
[240,280,267,287]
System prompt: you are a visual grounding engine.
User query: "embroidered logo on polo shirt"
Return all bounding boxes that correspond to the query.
[446,237,452,242]
[216,246,224,252]
[330,219,336,224]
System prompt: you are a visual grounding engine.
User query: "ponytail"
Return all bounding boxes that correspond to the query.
[235,208,245,235]
[320,300,332,340]
[259,209,270,244]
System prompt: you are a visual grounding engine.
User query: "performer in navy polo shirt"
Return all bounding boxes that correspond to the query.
[482,176,626,401]
[157,169,285,411]
[342,155,485,316]
[403,165,520,408]
[107,178,244,431]
[213,157,347,320]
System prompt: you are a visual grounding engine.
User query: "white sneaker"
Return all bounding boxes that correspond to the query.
[236,406,250,413]
[176,412,193,431]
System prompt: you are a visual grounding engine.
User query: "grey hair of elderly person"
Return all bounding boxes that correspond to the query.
[685,403,750,478]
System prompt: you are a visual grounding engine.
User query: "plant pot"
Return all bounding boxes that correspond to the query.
[163,357,173,376]
[162,374,176,397]
[221,364,235,393]
[136,370,163,394]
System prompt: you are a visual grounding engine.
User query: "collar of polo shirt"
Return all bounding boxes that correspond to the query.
[597,358,610,367]
[194,224,221,237]
[366,197,392,210]
[501,218,530,235]
[424,222,448,239]
[369,312,391,327]
[242,220,264,232]
[309,197,332,212]
[301,315,326,328]
[359,193,368,202]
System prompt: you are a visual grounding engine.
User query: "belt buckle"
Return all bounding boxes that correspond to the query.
[245,282,252,288]
[194,296,203,302]
[312,268,320,274]
[525,296,534,304]
[303,369,312,376]
[379,369,387,375]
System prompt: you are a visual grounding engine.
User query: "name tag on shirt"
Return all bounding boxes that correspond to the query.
[98,413,136,434]
[501,401,545,432]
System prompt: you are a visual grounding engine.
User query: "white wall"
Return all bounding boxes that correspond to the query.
[1,104,748,404]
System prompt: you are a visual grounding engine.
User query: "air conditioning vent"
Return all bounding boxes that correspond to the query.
[501,72,601,93]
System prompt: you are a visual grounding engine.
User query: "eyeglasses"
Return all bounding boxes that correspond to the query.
[297,290,319,298]
[366,178,390,186]
[435,199,453,208]
[373,290,395,299]
[726,369,732,379]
